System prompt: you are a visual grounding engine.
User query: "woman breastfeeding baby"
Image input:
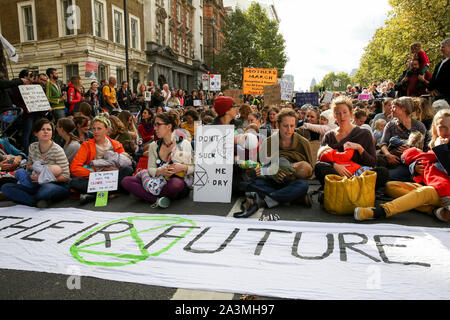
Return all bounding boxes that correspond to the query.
[1,118,71,208]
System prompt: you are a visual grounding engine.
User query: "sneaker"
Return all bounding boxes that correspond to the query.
[36,199,50,209]
[433,207,450,222]
[354,207,375,221]
[80,193,95,205]
[259,213,281,221]
[157,197,170,209]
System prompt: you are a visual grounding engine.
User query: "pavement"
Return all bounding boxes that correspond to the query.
[0,179,448,300]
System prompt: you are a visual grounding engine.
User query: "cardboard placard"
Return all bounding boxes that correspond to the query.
[193,125,234,203]
[18,85,52,113]
[263,83,281,106]
[243,68,278,95]
[87,170,119,193]
[223,89,244,104]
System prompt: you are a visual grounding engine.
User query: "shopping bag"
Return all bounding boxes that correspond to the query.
[324,170,377,215]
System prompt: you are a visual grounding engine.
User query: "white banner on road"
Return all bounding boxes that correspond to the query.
[0,206,449,300]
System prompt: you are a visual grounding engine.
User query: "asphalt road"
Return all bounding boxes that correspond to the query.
[0,180,448,300]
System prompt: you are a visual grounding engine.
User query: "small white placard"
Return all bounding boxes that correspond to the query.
[144,91,151,101]
[87,170,119,193]
[18,85,52,113]
[193,100,201,107]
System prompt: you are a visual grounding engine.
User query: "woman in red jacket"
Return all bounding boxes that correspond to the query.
[67,76,83,115]
[138,107,155,145]
[69,115,134,204]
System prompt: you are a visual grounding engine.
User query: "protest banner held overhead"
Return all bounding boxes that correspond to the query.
[295,92,320,107]
[243,68,278,95]
[263,83,282,106]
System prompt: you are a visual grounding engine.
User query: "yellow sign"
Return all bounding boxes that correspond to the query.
[243,68,278,95]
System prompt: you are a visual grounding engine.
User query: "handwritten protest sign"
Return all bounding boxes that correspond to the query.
[193,125,234,203]
[295,92,319,107]
[223,89,244,104]
[87,170,119,193]
[18,85,52,113]
[278,79,295,101]
[323,91,334,104]
[243,68,278,95]
[263,83,281,106]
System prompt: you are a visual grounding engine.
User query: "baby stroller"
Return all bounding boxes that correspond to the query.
[0,106,23,143]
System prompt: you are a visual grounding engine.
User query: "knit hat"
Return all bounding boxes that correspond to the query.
[320,109,335,124]
[214,96,235,116]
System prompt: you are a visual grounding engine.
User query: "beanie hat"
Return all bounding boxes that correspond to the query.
[320,109,335,124]
[214,96,234,116]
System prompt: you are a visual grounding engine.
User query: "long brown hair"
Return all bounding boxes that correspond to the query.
[57,117,80,144]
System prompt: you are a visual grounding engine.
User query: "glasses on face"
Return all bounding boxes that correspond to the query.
[154,122,167,127]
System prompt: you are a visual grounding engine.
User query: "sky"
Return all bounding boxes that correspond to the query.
[223,0,392,91]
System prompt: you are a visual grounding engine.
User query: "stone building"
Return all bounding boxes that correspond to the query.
[0,0,150,92]
[202,0,226,73]
[143,0,207,92]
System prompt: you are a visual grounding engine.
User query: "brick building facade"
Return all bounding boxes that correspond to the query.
[202,0,225,72]
[0,0,150,92]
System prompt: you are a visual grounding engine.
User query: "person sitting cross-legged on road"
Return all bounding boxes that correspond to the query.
[355,109,450,222]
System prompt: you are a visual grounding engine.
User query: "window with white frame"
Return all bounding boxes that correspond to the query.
[112,6,124,44]
[65,64,79,82]
[98,64,107,82]
[186,10,190,29]
[117,67,124,85]
[129,15,140,50]
[200,16,203,34]
[92,0,107,39]
[59,0,76,36]
[17,1,37,42]
[177,3,181,22]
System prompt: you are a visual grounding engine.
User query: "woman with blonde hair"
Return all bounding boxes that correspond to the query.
[118,110,140,152]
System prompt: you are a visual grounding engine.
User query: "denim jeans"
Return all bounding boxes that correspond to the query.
[388,164,413,182]
[20,113,41,154]
[252,178,309,204]
[1,182,70,206]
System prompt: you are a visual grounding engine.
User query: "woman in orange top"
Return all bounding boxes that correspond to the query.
[69,115,134,204]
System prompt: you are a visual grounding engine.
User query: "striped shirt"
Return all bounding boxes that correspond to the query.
[28,142,70,180]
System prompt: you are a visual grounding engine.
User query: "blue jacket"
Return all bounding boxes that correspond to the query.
[0,138,26,158]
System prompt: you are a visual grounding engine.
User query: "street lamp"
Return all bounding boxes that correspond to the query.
[124,0,130,85]
[211,18,215,73]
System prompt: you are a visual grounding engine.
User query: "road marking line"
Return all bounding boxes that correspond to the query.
[171,289,234,300]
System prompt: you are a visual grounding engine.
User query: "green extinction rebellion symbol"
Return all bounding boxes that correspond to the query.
[70,216,197,267]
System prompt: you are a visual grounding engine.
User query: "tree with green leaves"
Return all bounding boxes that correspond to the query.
[313,72,353,92]
[215,3,288,89]
[354,0,450,87]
